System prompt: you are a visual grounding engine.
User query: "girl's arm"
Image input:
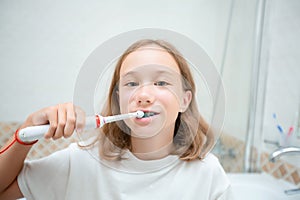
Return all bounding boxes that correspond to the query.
[0,103,85,198]
[0,127,33,199]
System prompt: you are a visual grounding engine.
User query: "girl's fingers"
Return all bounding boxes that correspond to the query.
[64,103,76,138]
[44,106,58,139]
[75,106,86,134]
[52,104,66,140]
[30,103,83,140]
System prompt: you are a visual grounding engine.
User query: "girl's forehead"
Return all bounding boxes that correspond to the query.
[120,47,180,76]
[120,65,181,80]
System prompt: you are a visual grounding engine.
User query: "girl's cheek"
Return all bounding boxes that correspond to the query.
[119,89,134,110]
[159,89,181,105]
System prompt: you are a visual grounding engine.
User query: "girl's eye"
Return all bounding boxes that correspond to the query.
[125,82,139,87]
[154,81,169,86]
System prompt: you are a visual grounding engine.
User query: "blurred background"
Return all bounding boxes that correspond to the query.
[0,0,299,189]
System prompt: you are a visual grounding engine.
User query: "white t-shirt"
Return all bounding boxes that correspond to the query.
[18,143,234,200]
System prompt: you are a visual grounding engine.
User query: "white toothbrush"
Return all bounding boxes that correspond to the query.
[18,111,144,142]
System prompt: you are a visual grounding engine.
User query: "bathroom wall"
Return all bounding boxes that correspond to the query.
[0,0,233,122]
[220,1,257,141]
[213,0,300,186]
[261,0,300,166]
[254,0,300,185]
[214,132,300,187]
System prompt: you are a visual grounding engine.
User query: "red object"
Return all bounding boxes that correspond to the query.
[95,115,100,128]
[15,129,38,145]
[0,129,38,154]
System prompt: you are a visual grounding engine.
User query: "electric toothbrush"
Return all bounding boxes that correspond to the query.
[18,111,144,142]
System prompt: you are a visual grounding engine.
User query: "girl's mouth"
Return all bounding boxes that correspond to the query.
[133,111,159,125]
[139,111,159,118]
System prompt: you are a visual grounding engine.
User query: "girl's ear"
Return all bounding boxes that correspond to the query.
[180,90,192,112]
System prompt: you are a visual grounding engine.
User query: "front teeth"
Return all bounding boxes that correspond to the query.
[142,112,157,118]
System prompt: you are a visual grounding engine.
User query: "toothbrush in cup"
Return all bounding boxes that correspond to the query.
[18,111,144,142]
[272,113,285,135]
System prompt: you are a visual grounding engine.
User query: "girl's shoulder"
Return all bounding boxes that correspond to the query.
[185,153,225,174]
[190,152,221,166]
[183,153,229,184]
[199,153,221,165]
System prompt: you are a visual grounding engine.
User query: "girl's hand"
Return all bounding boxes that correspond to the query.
[21,103,85,140]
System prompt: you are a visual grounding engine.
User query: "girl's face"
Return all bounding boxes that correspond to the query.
[118,46,191,139]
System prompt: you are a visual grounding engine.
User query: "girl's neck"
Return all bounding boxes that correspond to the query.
[130,133,174,160]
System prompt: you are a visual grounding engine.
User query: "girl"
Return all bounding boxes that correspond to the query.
[0,39,233,199]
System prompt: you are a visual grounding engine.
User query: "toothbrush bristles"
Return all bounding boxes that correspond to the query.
[136,110,144,118]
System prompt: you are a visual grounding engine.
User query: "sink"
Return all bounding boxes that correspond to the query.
[227,173,300,200]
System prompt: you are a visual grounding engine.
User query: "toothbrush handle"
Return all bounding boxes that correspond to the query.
[18,125,50,142]
[17,112,139,142]
[18,116,99,142]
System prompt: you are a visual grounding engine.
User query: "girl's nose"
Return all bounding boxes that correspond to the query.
[135,85,155,106]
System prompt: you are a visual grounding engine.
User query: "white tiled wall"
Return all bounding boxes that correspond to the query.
[262,0,300,166]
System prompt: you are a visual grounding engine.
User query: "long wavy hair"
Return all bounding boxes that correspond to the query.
[82,39,214,161]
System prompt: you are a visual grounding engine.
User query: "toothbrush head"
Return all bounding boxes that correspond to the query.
[136,110,144,118]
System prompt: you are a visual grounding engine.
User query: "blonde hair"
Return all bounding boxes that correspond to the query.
[82,39,214,161]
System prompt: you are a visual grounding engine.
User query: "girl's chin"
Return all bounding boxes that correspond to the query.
[129,124,164,138]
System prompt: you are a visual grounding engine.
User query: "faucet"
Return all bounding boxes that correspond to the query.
[269,146,300,162]
[269,146,300,195]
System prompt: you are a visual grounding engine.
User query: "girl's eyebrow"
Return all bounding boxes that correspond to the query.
[122,70,138,78]
[122,69,177,78]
